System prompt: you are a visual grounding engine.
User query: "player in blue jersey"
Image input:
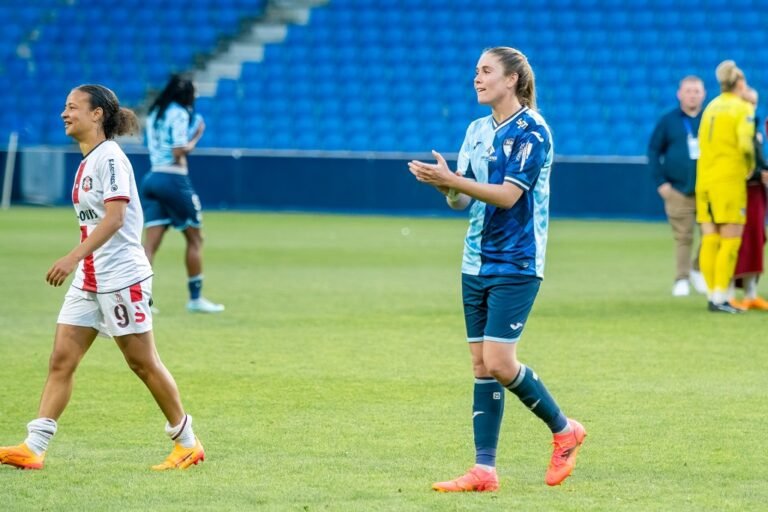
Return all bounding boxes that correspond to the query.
[142,74,224,313]
[408,47,586,491]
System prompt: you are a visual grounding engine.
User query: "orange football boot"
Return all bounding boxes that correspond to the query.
[0,443,45,470]
[545,419,587,486]
[729,298,748,311]
[151,438,205,470]
[432,466,499,492]
[746,296,768,311]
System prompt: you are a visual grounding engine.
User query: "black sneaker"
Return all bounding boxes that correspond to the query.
[707,301,743,314]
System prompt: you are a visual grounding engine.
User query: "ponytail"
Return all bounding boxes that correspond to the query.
[486,47,537,110]
[75,84,138,139]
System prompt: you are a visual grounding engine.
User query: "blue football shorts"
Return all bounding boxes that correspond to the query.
[141,172,202,230]
[462,273,541,343]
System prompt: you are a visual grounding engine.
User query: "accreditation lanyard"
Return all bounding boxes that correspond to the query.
[683,116,700,160]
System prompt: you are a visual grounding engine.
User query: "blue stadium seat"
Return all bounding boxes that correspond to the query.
[216,79,239,98]
[683,11,708,27]
[240,61,262,81]
[3,0,768,153]
[213,130,241,148]
[242,129,265,148]
[195,96,214,115]
[0,0,267,144]
[630,10,655,28]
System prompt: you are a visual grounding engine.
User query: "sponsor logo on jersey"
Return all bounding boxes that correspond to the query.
[78,209,99,221]
[81,176,92,192]
[108,159,118,191]
[514,142,533,169]
[483,145,497,162]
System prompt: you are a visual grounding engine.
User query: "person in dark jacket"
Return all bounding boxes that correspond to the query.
[648,75,708,296]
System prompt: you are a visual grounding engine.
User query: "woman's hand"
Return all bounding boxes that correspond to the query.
[408,150,458,189]
[46,253,79,287]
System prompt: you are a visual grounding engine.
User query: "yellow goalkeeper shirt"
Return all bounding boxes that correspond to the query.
[696,92,755,188]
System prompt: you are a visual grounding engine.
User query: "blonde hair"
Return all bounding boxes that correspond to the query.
[485,47,537,110]
[715,60,744,92]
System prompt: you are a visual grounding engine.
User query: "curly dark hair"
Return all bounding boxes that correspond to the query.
[148,74,196,126]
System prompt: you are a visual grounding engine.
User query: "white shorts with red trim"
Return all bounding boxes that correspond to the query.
[57,278,153,338]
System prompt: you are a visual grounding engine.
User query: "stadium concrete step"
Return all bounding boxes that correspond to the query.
[193,1,327,97]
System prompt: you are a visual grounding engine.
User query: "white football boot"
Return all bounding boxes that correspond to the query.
[187,297,225,313]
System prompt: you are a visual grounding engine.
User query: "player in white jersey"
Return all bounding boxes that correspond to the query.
[0,85,204,471]
[142,74,224,314]
[409,48,585,491]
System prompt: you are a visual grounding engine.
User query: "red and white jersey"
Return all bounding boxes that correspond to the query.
[71,140,152,293]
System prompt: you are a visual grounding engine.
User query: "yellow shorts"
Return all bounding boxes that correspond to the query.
[696,183,746,225]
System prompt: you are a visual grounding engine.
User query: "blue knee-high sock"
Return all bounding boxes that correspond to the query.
[473,377,505,467]
[188,274,203,300]
[505,365,567,433]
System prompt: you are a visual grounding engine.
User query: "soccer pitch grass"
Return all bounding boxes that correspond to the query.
[1,207,766,511]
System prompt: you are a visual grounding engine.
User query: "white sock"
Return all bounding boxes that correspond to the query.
[744,276,758,300]
[24,418,57,455]
[726,282,736,301]
[711,290,727,304]
[475,464,495,472]
[165,414,196,448]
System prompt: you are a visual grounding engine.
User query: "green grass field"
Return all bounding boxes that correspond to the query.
[0,207,766,511]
